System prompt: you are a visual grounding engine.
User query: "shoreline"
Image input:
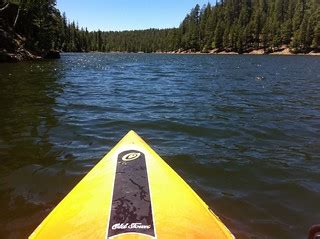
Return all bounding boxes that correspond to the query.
[80,47,320,56]
[152,47,320,56]
[0,49,61,63]
[64,49,320,56]
[2,48,319,63]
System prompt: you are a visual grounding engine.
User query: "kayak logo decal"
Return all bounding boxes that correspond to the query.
[121,152,141,161]
[111,223,151,230]
[107,150,155,238]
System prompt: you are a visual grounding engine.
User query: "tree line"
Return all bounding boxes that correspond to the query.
[178,0,320,53]
[1,0,319,54]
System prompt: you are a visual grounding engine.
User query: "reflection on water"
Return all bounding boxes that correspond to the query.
[0,54,320,239]
[0,61,80,238]
[0,62,60,170]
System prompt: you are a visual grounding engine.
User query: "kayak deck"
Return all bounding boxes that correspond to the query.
[29,130,234,239]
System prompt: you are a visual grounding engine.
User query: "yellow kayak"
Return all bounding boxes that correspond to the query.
[29,130,234,239]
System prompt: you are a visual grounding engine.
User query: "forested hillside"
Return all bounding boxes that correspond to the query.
[58,0,320,53]
[1,0,320,60]
[178,0,320,53]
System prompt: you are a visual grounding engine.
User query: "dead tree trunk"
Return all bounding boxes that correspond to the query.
[13,4,21,28]
[0,1,9,11]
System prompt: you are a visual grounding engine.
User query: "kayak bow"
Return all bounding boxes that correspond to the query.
[29,130,234,239]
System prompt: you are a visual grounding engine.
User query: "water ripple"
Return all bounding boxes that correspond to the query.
[0,54,320,239]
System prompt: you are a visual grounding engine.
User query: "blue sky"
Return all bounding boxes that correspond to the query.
[56,0,212,31]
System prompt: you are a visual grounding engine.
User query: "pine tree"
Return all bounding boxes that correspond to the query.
[281,20,292,45]
[213,21,224,49]
[312,22,320,49]
[293,0,305,31]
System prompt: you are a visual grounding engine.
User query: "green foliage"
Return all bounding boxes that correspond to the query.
[1,0,320,53]
[213,21,223,49]
[312,21,320,48]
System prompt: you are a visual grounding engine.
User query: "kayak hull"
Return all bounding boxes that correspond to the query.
[29,131,234,239]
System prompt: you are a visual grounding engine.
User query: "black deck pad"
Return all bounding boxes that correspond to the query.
[107,150,155,237]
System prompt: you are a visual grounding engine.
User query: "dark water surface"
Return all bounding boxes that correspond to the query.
[0,53,320,239]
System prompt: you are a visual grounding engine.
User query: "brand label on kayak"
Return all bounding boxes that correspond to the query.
[121,152,141,161]
[107,150,155,238]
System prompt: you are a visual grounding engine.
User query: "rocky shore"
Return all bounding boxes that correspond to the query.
[155,45,320,55]
[0,48,61,63]
[0,28,60,63]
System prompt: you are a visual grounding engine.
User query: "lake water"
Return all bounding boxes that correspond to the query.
[0,53,320,239]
